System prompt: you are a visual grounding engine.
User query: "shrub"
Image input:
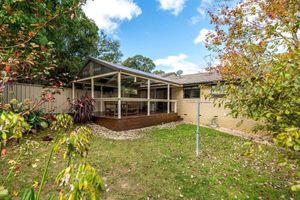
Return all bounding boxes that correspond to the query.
[274,128,300,152]
[51,114,73,131]
[69,93,95,123]
[0,111,31,155]
[24,111,49,132]
[2,98,53,133]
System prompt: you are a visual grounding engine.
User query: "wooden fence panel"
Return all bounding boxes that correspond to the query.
[1,83,100,113]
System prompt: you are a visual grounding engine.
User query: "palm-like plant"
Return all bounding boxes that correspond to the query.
[69,93,95,123]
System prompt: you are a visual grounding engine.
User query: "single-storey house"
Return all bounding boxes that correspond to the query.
[72,57,257,132]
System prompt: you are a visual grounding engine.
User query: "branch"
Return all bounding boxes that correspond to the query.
[0,4,81,50]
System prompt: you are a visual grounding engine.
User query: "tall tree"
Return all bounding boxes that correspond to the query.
[47,10,100,83]
[98,31,123,64]
[206,0,300,149]
[122,55,156,73]
[0,0,123,85]
[0,0,86,86]
[38,14,123,83]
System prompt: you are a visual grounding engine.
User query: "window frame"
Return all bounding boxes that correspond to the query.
[183,86,200,99]
[211,84,226,97]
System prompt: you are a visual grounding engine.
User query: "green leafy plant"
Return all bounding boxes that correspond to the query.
[1,113,102,199]
[2,89,60,133]
[69,93,95,123]
[58,126,92,165]
[37,114,102,199]
[274,128,300,151]
[37,114,74,199]
[56,163,104,200]
[24,111,49,132]
[51,114,74,131]
[0,111,31,148]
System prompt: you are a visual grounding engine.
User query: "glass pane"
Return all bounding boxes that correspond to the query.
[184,87,200,98]
[79,61,115,78]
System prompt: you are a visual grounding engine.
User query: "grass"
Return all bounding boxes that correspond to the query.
[0,124,299,199]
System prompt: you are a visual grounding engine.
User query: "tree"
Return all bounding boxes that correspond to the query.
[153,70,165,75]
[122,55,156,73]
[0,1,123,85]
[206,0,300,149]
[46,10,100,83]
[50,28,123,83]
[0,0,86,86]
[98,31,123,64]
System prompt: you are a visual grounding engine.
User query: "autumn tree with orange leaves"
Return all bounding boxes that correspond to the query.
[206,0,299,150]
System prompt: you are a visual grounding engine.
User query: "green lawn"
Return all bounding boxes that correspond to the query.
[1,124,299,199]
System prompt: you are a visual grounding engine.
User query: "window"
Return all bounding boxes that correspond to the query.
[211,85,226,97]
[183,86,200,98]
[80,62,114,78]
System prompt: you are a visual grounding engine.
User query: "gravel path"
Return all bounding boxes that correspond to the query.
[88,121,184,140]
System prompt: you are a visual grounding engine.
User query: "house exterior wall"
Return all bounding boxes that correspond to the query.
[172,86,258,133]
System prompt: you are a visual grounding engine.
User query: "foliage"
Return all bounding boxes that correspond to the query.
[6,114,102,200]
[274,127,300,151]
[2,98,32,113]
[292,180,300,192]
[57,126,92,163]
[0,111,31,147]
[46,9,99,83]
[69,94,95,123]
[0,0,86,86]
[153,70,165,75]
[5,97,51,132]
[57,163,104,200]
[51,114,74,131]
[122,55,156,73]
[53,122,102,199]
[206,0,300,137]
[24,111,49,132]
[0,114,99,199]
[20,188,37,200]
[1,88,60,132]
[97,31,123,64]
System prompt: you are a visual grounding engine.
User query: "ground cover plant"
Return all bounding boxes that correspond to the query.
[1,124,299,199]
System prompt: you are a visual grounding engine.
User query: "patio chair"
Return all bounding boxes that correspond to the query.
[104,102,118,117]
[124,102,140,116]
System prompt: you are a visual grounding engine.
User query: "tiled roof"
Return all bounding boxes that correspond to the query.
[160,72,177,77]
[166,72,222,84]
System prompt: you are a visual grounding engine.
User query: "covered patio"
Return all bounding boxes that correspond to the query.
[72,58,182,130]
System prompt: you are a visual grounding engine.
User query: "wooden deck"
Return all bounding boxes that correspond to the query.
[92,112,181,131]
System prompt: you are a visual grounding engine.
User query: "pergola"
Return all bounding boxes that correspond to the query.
[72,58,181,119]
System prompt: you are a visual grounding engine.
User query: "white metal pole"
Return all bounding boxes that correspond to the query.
[91,78,94,98]
[100,86,103,112]
[72,82,75,100]
[196,100,200,157]
[147,79,151,116]
[167,84,170,113]
[118,72,122,119]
